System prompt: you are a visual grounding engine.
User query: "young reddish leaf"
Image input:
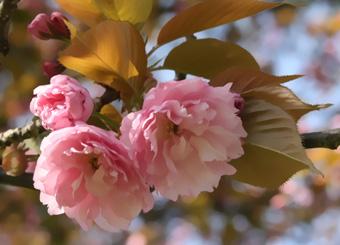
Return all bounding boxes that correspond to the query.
[157,0,281,45]
[231,99,320,188]
[56,0,104,26]
[163,39,259,79]
[59,21,147,96]
[210,67,302,93]
[94,0,154,25]
[243,85,331,122]
[64,20,77,39]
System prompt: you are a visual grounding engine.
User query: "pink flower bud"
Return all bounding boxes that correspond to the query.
[42,60,65,78]
[2,145,27,177]
[28,12,70,40]
[30,75,94,130]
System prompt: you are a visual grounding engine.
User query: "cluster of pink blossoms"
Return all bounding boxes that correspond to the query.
[30,75,247,231]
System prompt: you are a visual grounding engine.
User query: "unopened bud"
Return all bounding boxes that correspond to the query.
[43,60,65,78]
[28,12,70,40]
[234,94,245,115]
[2,145,28,177]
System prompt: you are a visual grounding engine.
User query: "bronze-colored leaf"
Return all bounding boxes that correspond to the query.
[94,0,154,25]
[157,0,281,44]
[56,0,104,26]
[210,67,301,93]
[59,21,147,97]
[243,85,331,121]
[163,39,259,79]
[231,99,320,188]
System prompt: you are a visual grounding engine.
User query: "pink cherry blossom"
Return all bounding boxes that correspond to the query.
[120,79,247,201]
[33,125,153,232]
[30,75,94,130]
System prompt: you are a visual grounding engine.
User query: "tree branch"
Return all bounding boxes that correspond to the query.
[0,119,338,189]
[0,171,34,189]
[0,118,45,149]
[0,0,20,56]
[301,129,340,150]
[96,86,120,111]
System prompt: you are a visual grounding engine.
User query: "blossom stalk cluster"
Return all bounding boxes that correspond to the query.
[30,75,246,232]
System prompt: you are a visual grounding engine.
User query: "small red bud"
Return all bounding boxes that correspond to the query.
[43,60,65,78]
[234,94,245,115]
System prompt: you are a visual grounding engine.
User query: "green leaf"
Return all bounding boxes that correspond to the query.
[157,0,281,44]
[163,39,259,79]
[231,99,319,188]
[88,112,120,132]
[282,0,309,6]
[231,143,307,188]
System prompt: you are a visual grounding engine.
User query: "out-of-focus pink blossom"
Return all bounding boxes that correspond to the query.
[18,0,46,12]
[120,79,247,201]
[42,60,65,78]
[30,75,94,130]
[28,12,70,40]
[33,125,153,232]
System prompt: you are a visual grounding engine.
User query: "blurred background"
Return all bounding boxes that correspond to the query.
[1,0,340,244]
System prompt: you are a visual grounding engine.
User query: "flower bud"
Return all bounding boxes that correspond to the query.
[43,60,65,78]
[234,94,245,114]
[2,145,28,177]
[28,12,70,40]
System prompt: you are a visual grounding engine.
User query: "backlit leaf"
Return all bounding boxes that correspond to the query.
[100,104,122,125]
[210,67,301,93]
[64,20,77,39]
[88,112,119,132]
[94,0,154,24]
[231,99,319,188]
[243,85,331,121]
[163,39,259,79]
[231,143,307,188]
[157,0,281,44]
[56,0,103,26]
[59,21,147,96]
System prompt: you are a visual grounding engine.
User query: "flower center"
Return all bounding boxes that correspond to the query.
[89,156,100,170]
[168,122,179,134]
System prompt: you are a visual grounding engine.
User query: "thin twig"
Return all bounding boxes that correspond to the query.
[0,171,34,189]
[301,129,340,150]
[96,86,120,111]
[0,118,45,149]
[0,0,20,56]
